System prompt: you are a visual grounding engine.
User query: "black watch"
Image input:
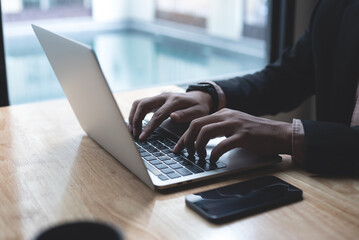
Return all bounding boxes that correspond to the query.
[186,83,218,114]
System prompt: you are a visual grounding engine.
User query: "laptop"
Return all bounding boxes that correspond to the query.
[32,25,281,190]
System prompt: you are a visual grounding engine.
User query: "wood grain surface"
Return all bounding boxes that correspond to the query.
[0,86,358,240]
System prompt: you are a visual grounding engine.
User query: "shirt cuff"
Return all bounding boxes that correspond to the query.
[203,81,227,111]
[292,118,307,167]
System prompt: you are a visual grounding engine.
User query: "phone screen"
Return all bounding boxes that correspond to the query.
[185,176,302,223]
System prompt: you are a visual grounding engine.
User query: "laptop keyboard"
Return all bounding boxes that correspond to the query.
[135,124,226,181]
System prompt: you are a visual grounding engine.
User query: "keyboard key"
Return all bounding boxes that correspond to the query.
[149,160,161,165]
[176,168,192,176]
[140,151,151,157]
[155,164,168,169]
[161,139,175,147]
[185,164,204,173]
[158,156,171,161]
[150,147,160,153]
[152,142,163,148]
[180,160,193,166]
[153,152,164,157]
[144,156,157,161]
[161,168,174,174]
[199,161,226,171]
[163,160,176,165]
[144,146,157,152]
[173,156,186,161]
[147,139,159,144]
[160,149,171,154]
[169,163,182,169]
[138,142,150,147]
[157,145,169,150]
[167,172,181,179]
[158,174,169,181]
[166,142,176,148]
[144,162,162,176]
[138,148,146,153]
[167,153,178,158]
[147,135,160,141]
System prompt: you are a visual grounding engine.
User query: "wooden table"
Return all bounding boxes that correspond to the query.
[0,85,358,240]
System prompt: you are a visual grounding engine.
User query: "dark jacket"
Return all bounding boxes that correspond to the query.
[215,0,359,174]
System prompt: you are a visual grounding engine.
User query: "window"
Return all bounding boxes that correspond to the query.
[156,0,208,28]
[3,0,91,22]
[1,0,270,105]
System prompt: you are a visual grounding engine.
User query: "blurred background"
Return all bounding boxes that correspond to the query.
[2,0,269,105]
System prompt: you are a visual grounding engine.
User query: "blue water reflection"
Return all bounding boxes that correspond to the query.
[5,29,265,105]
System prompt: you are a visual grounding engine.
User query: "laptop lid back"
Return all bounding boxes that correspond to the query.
[32,25,154,189]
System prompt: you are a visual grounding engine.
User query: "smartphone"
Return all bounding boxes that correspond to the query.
[185,176,303,223]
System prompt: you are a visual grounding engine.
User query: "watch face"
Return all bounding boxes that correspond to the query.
[199,83,212,87]
[187,83,212,92]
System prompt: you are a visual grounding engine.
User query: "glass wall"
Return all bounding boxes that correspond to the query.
[2,0,269,105]
[3,0,91,21]
[156,0,268,40]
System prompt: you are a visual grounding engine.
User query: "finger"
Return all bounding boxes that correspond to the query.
[180,129,197,156]
[170,105,207,123]
[173,135,185,153]
[139,95,199,140]
[210,135,242,163]
[140,93,203,139]
[183,114,223,157]
[195,122,229,160]
[128,100,140,134]
[140,100,183,140]
[132,96,165,138]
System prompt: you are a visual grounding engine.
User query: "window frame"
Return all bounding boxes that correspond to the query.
[268,0,296,63]
[0,2,9,107]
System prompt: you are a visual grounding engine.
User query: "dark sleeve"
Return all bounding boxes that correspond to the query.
[301,120,359,174]
[214,29,315,116]
[214,3,320,116]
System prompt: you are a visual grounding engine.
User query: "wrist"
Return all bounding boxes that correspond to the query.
[186,83,218,113]
[280,122,293,154]
[187,91,212,113]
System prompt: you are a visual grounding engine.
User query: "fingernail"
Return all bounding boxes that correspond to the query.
[170,112,180,122]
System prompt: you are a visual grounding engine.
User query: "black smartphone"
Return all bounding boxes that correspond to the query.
[185,176,303,223]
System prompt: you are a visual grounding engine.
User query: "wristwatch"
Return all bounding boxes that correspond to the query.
[186,83,219,114]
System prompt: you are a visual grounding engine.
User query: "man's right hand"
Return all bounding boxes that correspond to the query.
[128,91,213,140]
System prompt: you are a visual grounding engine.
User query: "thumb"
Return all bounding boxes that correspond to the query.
[170,106,205,123]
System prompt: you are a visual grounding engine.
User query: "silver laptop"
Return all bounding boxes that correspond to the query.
[32,24,281,190]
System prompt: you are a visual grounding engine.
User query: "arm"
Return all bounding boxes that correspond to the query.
[173,108,293,161]
[129,1,320,139]
[215,18,318,116]
[301,120,359,174]
[174,0,359,174]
